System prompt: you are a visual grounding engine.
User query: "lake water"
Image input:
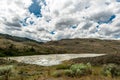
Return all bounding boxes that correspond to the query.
[7,54,105,66]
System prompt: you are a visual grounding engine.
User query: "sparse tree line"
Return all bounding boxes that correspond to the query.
[0,43,67,57]
[0,44,37,56]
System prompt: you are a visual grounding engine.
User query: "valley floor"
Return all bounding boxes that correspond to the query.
[0,54,120,80]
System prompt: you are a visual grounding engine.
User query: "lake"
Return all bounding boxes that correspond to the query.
[7,54,105,66]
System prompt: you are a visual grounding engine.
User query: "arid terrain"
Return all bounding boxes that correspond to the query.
[0,33,120,57]
[0,34,120,80]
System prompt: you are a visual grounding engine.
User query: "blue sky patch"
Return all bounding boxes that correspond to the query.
[41,0,47,6]
[70,25,78,29]
[30,21,34,25]
[98,15,116,24]
[50,31,55,35]
[19,17,29,26]
[109,15,116,21]
[20,21,28,26]
[95,25,100,32]
[29,0,42,17]
[116,0,120,2]
[96,25,99,28]
[20,17,35,26]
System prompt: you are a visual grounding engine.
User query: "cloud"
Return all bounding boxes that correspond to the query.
[55,17,79,30]
[0,0,120,42]
[4,18,21,27]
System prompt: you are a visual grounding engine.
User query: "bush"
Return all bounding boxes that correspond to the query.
[102,64,120,78]
[64,70,74,77]
[70,63,92,76]
[55,64,71,70]
[51,71,63,77]
[0,65,13,80]
[52,63,92,78]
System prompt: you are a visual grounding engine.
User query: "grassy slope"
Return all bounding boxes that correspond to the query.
[45,38,120,54]
[0,34,66,56]
[0,55,120,80]
[70,54,120,65]
[0,33,120,56]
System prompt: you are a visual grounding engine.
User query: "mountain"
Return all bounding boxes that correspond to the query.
[0,33,42,43]
[0,33,120,57]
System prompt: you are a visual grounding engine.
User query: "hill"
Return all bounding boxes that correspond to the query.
[0,33,66,56]
[45,38,120,54]
[0,33,120,56]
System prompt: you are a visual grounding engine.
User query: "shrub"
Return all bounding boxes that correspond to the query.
[0,65,13,80]
[64,70,74,77]
[70,63,92,76]
[55,64,71,70]
[51,71,63,77]
[52,63,92,78]
[102,64,120,78]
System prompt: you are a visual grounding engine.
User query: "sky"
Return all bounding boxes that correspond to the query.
[0,0,120,42]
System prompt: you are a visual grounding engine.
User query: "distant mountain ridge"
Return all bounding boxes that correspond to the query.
[0,33,43,43]
[0,33,120,57]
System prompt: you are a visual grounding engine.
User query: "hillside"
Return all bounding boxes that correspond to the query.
[0,33,66,56]
[0,33,120,57]
[45,38,120,54]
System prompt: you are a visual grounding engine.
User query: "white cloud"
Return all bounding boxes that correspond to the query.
[0,0,120,42]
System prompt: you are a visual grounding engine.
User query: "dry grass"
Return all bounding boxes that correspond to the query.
[70,54,120,65]
[44,38,120,54]
[0,57,120,80]
[1,34,120,56]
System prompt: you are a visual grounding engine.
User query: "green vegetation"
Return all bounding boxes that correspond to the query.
[1,33,120,56]
[55,64,71,70]
[51,71,64,77]
[0,55,120,80]
[70,63,92,76]
[0,33,67,57]
[0,65,14,80]
[102,64,120,77]
[52,63,92,77]
[51,63,120,80]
